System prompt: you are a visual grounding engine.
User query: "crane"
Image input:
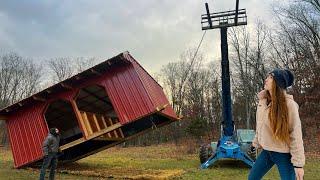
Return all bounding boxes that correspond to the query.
[199,0,256,169]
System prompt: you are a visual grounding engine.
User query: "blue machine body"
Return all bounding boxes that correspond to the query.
[201,136,255,169]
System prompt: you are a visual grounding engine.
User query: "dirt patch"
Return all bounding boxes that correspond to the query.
[58,167,184,179]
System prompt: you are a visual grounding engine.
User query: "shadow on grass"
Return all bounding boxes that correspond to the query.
[208,159,251,169]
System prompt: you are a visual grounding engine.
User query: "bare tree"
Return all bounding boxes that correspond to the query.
[47,56,100,85]
[47,57,74,83]
[229,21,270,129]
[271,0,320,107]
[160,48,204,144]
[160,48,203,116]
[0,52,42,146]
[266,0,320,148]
[184,61,222,140]
[74,57,99,73]
[300,0,320,15]
[0,53,42,106]
[229,26,252,128]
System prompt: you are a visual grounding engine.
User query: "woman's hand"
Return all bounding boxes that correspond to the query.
[294,168,304,180]
[257,90,267,100]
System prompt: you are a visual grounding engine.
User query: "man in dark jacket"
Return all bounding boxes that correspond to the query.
[39,127,60,180]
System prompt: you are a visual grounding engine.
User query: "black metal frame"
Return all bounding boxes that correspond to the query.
[201,1,247,137]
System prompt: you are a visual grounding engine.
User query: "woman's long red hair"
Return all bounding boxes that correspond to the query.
[266,80,290,145]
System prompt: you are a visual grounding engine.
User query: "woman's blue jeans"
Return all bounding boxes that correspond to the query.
[248,149,295,180]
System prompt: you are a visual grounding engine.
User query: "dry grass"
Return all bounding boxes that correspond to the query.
[1,144,320,179]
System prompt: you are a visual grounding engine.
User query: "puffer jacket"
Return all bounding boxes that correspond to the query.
[42,133,60,156]
[252,90,305,167]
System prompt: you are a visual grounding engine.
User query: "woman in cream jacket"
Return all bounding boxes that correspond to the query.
[248,69,305,180]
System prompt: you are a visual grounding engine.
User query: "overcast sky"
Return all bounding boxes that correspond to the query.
[0,0,282,73]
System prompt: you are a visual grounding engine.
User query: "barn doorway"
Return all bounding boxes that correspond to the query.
[75,85,122,138]
[44,99,83,146]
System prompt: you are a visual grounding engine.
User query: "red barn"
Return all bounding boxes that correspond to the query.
[0,52,178,168]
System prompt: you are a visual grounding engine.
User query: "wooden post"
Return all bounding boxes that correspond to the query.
[82,112,93,135]
[106,117,113,137]
[96,114,105,129]
[93,114,101,131]
[0,115,7,120]
[108,118,119,138]
[101,116,111,138]
[87,122,122,139]
[118,128,124,138]
[101,115,107,128]
[70,100,88,138]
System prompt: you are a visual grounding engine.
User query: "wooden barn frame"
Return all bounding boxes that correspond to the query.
[0,52,178,168]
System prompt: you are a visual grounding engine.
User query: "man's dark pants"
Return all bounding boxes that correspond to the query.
[39,152,58,180]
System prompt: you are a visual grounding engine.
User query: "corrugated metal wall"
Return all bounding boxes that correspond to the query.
[102,65,155,124]
[124,53,177,119]
[6,102,48,168]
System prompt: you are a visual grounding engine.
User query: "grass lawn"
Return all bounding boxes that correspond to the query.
[1,144,319,179]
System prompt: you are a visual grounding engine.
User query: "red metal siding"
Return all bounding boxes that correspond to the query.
[124,53,178,119]
[102,65,155,124]
[7,102,47,168]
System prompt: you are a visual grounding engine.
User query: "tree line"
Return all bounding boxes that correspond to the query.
[1,0,319,150]
[0,54,99,145]
[130,0,319,150]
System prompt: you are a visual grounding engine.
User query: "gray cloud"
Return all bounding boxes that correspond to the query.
[0,0,278,73]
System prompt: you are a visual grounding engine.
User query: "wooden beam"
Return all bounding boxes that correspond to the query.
[106,118,115,137]
[108,118,113,125]
[90,68,102,75]
[95,136,124,141]
[32,96,46,102]
[101,116,112,138]
[105,118,115,136]
[81,112,93,135]
[106,118,120,138]
[156,104,168,112]
[96,114,105,129]
[86,112,99,133]
[92,114,101,131]
[59,121,122,151]
[101,115,107,128]
[0,115,8,120]
[70,100,89,137]
[113,129,119,138]
[98,114,109,138]
[118,128,124,138]
[60,83,72,89]
[87,122,122,139]
[75,75,81,80]
[60,137,85,151]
